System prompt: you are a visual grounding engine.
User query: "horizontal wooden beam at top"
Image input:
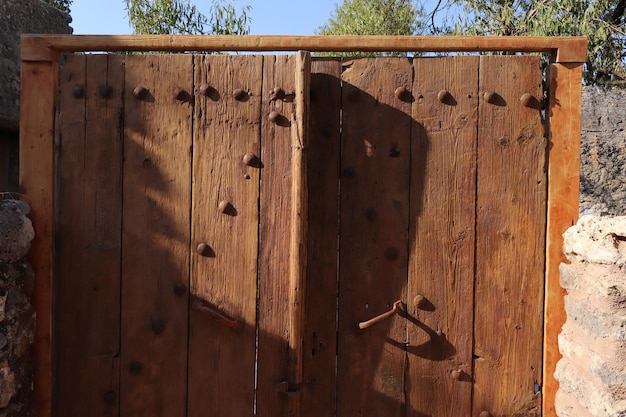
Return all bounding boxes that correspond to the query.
[21,35,587,63]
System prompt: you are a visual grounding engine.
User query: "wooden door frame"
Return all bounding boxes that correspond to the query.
[20,34,586,417]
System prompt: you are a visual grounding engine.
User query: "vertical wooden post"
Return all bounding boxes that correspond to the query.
[544,61,584,416]
[288,50,311,417]
[19,49,59,417]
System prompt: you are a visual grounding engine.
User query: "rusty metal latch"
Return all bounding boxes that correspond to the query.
[191,295,244,332]
[276,380,300,396]
[358,300,403,330]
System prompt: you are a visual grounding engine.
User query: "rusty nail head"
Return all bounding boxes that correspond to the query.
[197,242,214,257]
[364,207,377,221]
[198,84,211,96]
[437,90,450,103]
[451,369,462,380]
[129,360,143,375]
[243,152,259,166]
[72,84,85,98]
[479,412,492,417]
[395,86,408,100]
[343,166,356,178]
[483,91,496,103]
[151,318,165,334]
[103,390,116,405]
[414,294,425,308]
[269,111,280,123]
[347,87,359,101]
[271,87,285,100]
[173,282,187,295]
[233,88,247,100]
[174,87,188,101]
[244,173,251,180]
[133,85,148,100]
[384,247,399,261]
[520,93,533,107]
[99,84,113,98]
[218,200,232,214]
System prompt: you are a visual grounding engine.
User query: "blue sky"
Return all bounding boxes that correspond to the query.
[69,0,443,35]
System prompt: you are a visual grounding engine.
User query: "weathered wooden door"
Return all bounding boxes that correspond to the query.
[54,53,546,417]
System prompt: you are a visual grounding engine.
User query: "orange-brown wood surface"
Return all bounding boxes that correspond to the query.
[300,58,341,417]
[120,54,192,417]
[473,56,546,416]
[56,53,123,416]
[543,62,583,417]
[337,57,412,417]
[187,54,263,417]
[407,56,479,416]
[256,54,297,417]
[19,59,58,417]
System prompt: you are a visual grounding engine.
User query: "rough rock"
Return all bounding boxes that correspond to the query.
[580,86,626,216]
[0,200,34,263]
[562,215,626,266]
[0,0,72,131]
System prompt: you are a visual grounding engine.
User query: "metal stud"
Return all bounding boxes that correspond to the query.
[413,294,426,308]
[269,111,280,123]
[243,152,259,167]
[233,88,247,101]
[347,86,360,101]
[479,411,492,417]
[451,369,462,381]
[384,247,399,261]
[103,390,116,405]
[133,85,148,100]
[520,93,532,107]
[438,90,451,103]
[270,87,285,100]
[99,84,113,98]
[395,86,408,101]
[343,166,356,178]
[129,360,143,375]
[483,91,496,103]
[173,282,186,296]
[218,200,234,215]
[72,84,85,98]
[197,242,215,258]
[364,207,377,221]
[174,87,190,102]
[151,318,165,334]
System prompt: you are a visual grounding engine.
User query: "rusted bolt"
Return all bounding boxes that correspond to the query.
[483,91,496,103]
[269,111,280,123]
[103,390,116,405]
[451,369,463,381]
[151,318,165,334]
[72,84,85,98]
[218,200,233,214]
[364,207,377,221]
[413,294,426,308]
[129,360,143,375]
[437,90,451,103]
[243,152,259,167]
[479,411,492,417]
[197,242,215,258]
[395,86,408,101]
[233,88,247,101]
[99,84,113,98]
[520,93,533,107]
[133,85,149,100]
[384,247,399,261]
[173,282,186,296]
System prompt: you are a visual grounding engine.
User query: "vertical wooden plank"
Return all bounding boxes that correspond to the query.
[56,53,123,416]
[406,56,478,417]
[121,54,192,417]
[301,57,341,417]
[543,62,583,417]
[187,54,262,417]
[19,57,59,417]
[337,57,412,417]
[474,55,546,416]
[257,54,296,417]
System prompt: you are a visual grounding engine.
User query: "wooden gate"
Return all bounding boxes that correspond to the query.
[20,35,586,417]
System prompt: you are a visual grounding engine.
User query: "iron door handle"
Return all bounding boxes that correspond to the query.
[191,295,244,332]
[358,300,403,330]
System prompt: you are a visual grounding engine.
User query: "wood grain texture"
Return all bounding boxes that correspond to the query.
[473,55,546,416]
[21,35,587,63]
[337,57,412,417]
[18,59,59,417]
[257,54,296,417]
[56,53,124,417]
[187,54,263,417]
[407,56,479,417]
[543,62,583,417]
[300,58,341,417]
[120,54,192,417]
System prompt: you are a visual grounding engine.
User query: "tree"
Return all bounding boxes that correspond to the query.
[125,0,251,35]
[316,0,425,55]
[43,0,72,13]
[438,0,626,86]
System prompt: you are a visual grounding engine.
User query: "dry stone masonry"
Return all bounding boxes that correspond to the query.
[556,215,626,417]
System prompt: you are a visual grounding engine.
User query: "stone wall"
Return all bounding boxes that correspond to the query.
[0,200,35,417]
[555,216,626,417]
[580,87,626,216]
